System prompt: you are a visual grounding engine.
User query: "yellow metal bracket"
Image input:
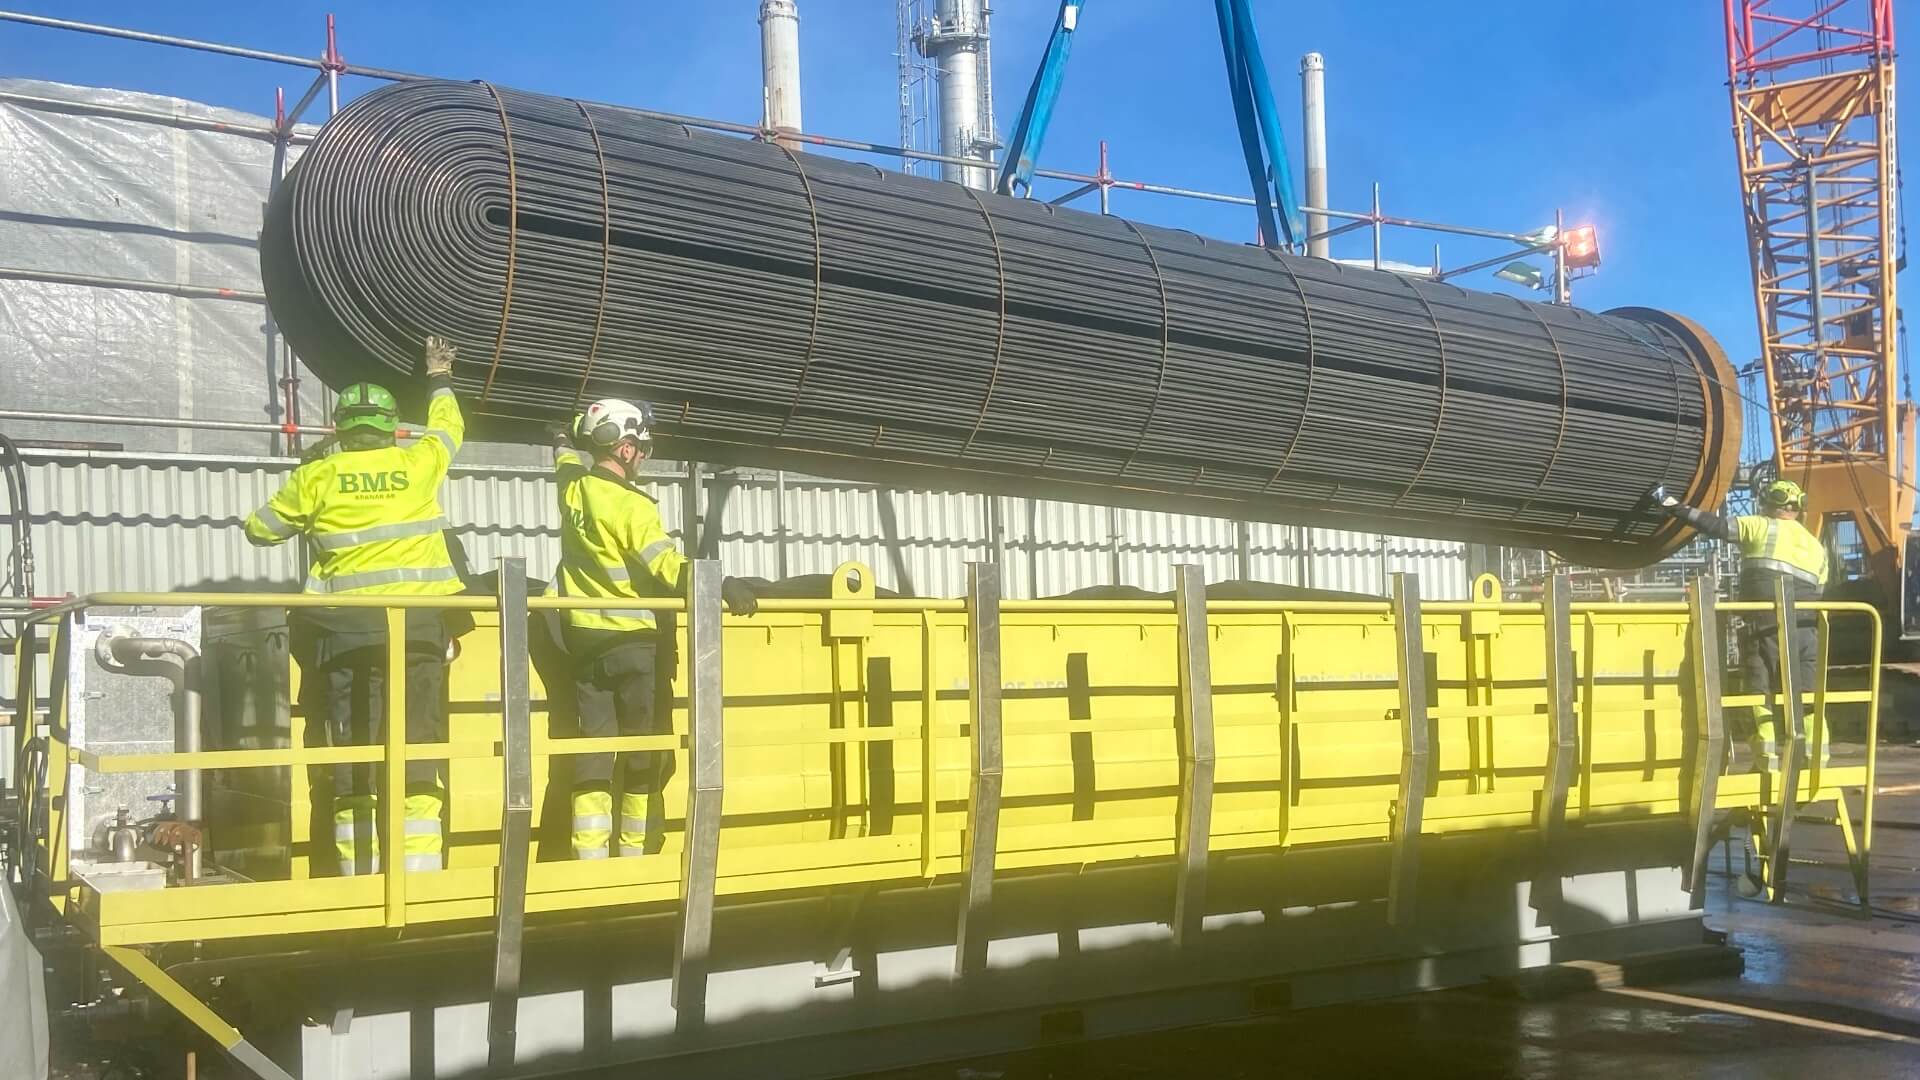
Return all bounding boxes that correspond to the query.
[1463,573,1503,638]
[827,560,876,639]
[102,943,294,1080]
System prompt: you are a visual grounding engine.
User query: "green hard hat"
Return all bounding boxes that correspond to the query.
[1762,479,1805,509]
[334,382,398,434]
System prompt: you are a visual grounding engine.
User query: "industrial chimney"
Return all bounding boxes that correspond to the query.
[760,0,803,150]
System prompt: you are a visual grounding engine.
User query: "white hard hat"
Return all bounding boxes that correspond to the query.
[577,398,654,449]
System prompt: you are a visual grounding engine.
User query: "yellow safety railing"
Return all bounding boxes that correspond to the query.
[8,572,1882,943]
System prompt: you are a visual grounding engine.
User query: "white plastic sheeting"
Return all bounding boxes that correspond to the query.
[0,78,320,457]
[0,880,50,1080]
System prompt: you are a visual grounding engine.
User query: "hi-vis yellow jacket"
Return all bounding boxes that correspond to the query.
[551,448,687,633]
[243,387,465,595]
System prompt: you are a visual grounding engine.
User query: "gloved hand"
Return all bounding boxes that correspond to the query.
[423,335,457,379]
[1651,484,1679,509]
[544,418,577,449]
[720,576,759,617]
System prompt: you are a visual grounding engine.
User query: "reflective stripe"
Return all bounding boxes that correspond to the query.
[430,387,456,402]
[603,566,632,582]
[637,540,675,567]
[311,516,450,552]
[619,846,646,858]
[404,853,441,872]
[1747,557,1822,586]
[572,814,612,831]
[307,564,461,594]
[421,428,455,455]
[404,818,442,836]
[338,856,381,875]
[334,824,375,842]
[575,846,610,860]
[621,816,648,833]
[253,505,297,539]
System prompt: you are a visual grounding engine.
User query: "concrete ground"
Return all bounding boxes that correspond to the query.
[869,743,1920,1080]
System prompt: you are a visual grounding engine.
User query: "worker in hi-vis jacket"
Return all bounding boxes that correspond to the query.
[1654,478,1831,771]
[244,336,465,876]
[548,398,758,859]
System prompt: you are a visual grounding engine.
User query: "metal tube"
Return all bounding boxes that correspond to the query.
[0,91,313,144]
[932,0,990,188]
[0,9,425,82]
[0,266,264,304]
[103,635,204,875]
[1301,52,1329,259]
[0,407,430,442]
[1372,183,1383,271]
[1554,208,1570,305]
[758,0,804,150]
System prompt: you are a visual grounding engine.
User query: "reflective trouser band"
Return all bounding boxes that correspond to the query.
[403,794,444,870]
[306,563,461,594]
[338,857,380,876]
[573,789,614,858]
[310,516,451,552]
[620,791,648,853]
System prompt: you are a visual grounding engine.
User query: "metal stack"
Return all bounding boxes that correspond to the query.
[260,80,1740,567]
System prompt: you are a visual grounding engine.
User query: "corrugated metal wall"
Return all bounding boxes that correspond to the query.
[8,449,1470,600]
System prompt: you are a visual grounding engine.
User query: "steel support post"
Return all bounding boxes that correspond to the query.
[1386,572,1428,928]
[954,562,1003,977]
[1171,564,1216,946]
[1767,579,1804,902]
[487,557,533,1072]
[673,560,727,1023]
[1684,575,1727,906]
[1539,574,1577,847]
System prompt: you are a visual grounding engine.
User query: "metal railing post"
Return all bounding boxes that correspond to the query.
[1767,579,1804,902]
[954,562,1003,977]
[672,560,726,1025]
[1539,575,1577,847]
[1684,575,1727,906]
[487,557,532,1072]
[1171,563,1216,946]
[1386,572,1428,928]
[383,607,407,927]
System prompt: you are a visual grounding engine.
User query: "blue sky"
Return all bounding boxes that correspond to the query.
[5,1,1911,459]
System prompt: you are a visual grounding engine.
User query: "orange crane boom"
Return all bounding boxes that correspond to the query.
[1725,0,1912,630]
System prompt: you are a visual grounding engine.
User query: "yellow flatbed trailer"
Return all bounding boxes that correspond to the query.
[6,561,1880,1078]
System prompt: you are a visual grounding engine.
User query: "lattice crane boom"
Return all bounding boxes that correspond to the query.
[1725,0,1910,620]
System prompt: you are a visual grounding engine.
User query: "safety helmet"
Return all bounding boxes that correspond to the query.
[334,383,398,435]
[577,398,655,450]
[1761,479,1806,510]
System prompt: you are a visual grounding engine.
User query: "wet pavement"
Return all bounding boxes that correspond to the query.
[868,744,1920,1079]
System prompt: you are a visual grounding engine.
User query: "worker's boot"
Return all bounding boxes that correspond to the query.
[619,790,650,857]
[333,794,379,876]
[402,786,446,872]
[571,787,613,860]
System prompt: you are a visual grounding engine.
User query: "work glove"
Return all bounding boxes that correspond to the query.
[1650,484,1679,510]
[544,418,578,450]
[423,335,457,379]
[720,576,759,617]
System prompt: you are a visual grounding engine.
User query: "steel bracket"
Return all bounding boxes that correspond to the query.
[673,560,726,1024]
[487,556,533,1072]
[1171,563,1216,946]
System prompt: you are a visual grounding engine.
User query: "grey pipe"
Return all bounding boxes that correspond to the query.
[1301,53,1329,259]
[102,635,204,832]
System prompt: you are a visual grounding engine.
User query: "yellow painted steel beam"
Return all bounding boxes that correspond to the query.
[101,944,295,1080]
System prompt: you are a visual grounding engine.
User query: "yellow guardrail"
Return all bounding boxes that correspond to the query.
[7,568,1881,955]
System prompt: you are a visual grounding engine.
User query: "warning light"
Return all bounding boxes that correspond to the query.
[1564,225,1601,270]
